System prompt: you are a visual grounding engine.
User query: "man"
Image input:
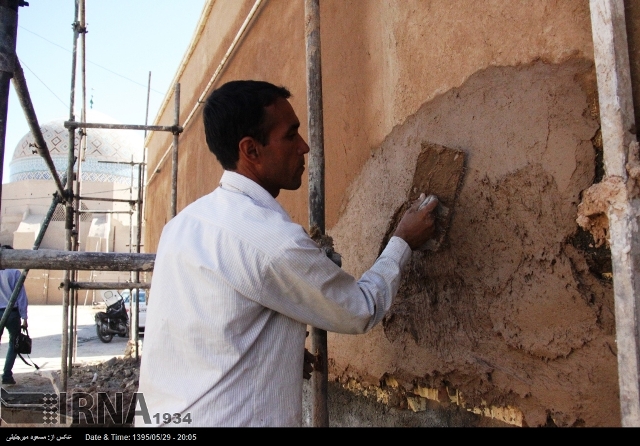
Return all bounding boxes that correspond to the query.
[137,80,438,427]
[0,245,28,386]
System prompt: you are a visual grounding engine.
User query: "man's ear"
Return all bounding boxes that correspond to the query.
[238,136,261,164]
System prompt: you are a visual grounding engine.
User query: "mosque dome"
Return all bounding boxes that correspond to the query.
[10,110,143,184]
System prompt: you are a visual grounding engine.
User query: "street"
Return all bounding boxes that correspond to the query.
[0,305,140,378]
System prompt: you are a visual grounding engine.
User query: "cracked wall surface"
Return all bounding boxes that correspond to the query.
[329,59,618,426]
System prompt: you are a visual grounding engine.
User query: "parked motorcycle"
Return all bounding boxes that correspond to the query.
[95,291,129,343]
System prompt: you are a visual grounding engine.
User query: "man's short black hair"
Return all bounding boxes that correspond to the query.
[203,80,291,170]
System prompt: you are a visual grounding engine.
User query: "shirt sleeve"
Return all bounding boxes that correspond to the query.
[258,234,412,334]
[11,270,28,320]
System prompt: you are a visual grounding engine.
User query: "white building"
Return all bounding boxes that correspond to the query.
[0,111,144,304]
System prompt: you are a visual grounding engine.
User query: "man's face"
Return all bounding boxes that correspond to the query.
[256,97,310,197]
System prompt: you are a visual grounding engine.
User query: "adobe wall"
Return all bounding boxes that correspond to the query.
[145,0,631,426]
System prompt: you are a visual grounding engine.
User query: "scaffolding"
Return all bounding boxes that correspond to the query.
[0,0,181,393]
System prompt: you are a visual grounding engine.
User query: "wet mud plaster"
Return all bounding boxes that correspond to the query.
[328,59,619,426]
[381,143,465,253]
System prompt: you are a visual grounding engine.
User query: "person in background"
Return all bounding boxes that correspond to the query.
[0,245,28,385]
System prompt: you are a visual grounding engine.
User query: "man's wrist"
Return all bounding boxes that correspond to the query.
[389,235,410,251]
[386,236,413,267]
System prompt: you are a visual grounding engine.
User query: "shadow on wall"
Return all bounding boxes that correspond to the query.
[330,58,619,426]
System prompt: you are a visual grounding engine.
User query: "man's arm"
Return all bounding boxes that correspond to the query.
[257,194,438,334]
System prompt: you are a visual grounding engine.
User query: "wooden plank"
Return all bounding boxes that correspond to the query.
[0,249,155,271]
[70,282,150,290]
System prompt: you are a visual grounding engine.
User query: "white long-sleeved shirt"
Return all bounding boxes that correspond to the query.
[137,171,411,427]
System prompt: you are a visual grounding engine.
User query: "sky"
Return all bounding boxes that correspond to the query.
[3,0,207,183]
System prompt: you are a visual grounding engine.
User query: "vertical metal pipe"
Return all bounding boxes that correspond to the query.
[142,72,150,224]
[75,0,86,255]
[306,1,325,235]
[128,157,137,357]
[171,83,180,218]
[129,157,134,256]
[144,72,151,142]
[62,0,80,390]
[133,72,150,358]
[69,0,86,371]
[75,0,86,250]
[305,0,328,427]
[0,0,21,203]
[133,163,143,359]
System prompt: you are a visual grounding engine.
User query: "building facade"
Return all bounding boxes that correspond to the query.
[1,111,144,304]
[143,0,640,426]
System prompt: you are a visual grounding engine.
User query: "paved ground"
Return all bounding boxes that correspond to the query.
[0,305,141,386]
[0,306,143,426]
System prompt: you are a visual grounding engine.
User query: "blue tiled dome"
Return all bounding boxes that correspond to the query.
[10,111,143,184]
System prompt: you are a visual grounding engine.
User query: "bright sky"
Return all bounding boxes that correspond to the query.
[3,0,207,183]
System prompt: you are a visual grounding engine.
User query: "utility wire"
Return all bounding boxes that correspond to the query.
[18,25,164,95]
[18,58,69,110]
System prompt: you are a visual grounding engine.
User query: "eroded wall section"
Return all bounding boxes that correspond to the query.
[329,59,618,426]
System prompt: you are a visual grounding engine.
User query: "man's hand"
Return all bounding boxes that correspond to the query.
[21,319,27,329]
[303,348,315,380]
[393,193,439,250]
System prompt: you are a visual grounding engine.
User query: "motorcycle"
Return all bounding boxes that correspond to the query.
[95,291,129,343]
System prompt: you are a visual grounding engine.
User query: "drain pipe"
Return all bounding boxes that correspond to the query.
[589,0,640,427]
[305,0,329,427]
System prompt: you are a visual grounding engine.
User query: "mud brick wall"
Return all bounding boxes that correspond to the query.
[145,0,632,426]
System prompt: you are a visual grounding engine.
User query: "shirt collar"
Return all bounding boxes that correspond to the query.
[219,170,290,219]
